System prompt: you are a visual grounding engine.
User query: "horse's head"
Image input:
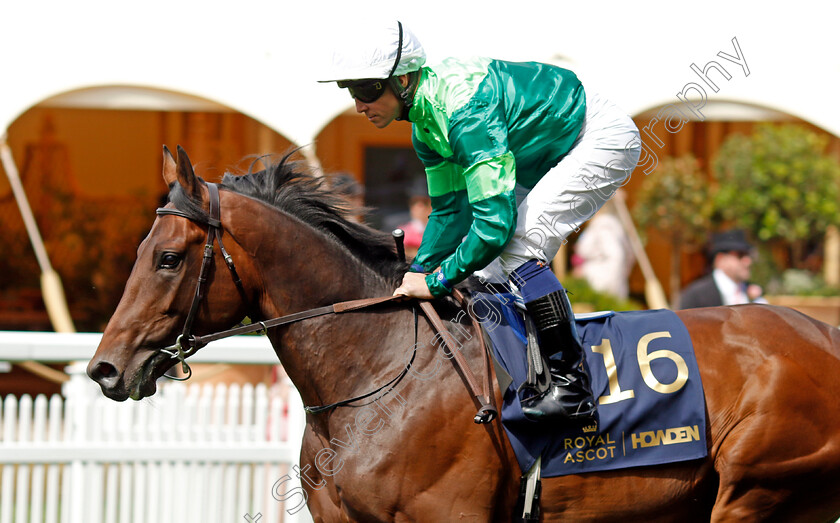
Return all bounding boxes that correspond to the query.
[87,146,253,401]
[89,145,409,401]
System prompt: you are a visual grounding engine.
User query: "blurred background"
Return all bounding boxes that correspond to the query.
[1,2,839,520]
[2,0,840,388]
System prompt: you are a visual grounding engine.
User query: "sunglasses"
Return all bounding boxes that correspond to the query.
[724,250,753,259]
[337,79,388,104]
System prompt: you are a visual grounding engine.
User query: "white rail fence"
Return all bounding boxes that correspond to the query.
[0,332,312,523]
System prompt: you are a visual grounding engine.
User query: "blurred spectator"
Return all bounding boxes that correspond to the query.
[396,177,432,258]
[572,201,635,299]
[678,229,767,309]
[329,172,366,223]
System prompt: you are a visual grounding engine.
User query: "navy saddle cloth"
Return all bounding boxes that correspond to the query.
[470,292,708,477]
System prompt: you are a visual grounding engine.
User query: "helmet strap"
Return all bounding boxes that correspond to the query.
[393,70,421,121]
[388,20,413,121]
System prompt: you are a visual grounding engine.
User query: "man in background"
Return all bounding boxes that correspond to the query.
[678,229,767,309]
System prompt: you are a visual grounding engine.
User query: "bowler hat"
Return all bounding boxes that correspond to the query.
[710,229,752,255]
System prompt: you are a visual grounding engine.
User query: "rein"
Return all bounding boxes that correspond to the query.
[154,182,497,423]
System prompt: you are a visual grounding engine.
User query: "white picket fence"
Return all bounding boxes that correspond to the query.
[0,332,312,523]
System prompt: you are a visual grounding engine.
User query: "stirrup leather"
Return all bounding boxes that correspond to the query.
[519,290,597,422]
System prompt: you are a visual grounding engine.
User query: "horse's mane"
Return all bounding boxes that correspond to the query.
[167,152,408,286]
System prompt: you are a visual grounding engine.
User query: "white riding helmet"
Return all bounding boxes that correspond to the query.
[319,20,426,82]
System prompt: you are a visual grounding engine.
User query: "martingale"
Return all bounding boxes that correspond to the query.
[471,293,707,477]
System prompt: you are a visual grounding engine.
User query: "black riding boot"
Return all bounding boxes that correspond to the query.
[520,290,597,423]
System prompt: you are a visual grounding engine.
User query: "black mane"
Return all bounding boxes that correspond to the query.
[167,152,407,285]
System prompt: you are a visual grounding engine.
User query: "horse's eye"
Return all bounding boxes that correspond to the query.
[158,253,182,270]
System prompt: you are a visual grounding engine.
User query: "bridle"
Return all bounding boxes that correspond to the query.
[155,182,245,378]
[153,182,417,410]
[154,180,407,375]
[153,182,496,423]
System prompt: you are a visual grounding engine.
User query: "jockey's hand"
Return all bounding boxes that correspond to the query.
[393,272,434,299]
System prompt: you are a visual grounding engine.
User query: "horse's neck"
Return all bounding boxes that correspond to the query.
[259,231,408,412]
[258,236,381,313]
[226,199,411,412]
[228,198,392,316]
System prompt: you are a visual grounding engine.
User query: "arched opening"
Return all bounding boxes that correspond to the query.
[622,100,840,304]
[0,85,295,335]
[293,98,840,312]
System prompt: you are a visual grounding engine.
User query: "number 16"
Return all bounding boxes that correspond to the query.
[590,331,689,406]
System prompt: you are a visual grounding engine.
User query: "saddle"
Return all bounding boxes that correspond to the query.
[467,290,708,479]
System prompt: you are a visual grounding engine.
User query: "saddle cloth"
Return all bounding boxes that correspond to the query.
[470,292,708,477]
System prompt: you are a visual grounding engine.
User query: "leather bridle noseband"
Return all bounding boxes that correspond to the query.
[153,182,496,423]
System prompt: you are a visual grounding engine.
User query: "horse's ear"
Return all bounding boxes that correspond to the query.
[161,145,201,197]
[162,145,177,186]
[176,145,201,197]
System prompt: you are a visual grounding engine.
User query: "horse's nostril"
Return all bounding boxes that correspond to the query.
[91,361,118,382]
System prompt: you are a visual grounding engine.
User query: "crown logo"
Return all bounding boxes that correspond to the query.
[581,423,598,434]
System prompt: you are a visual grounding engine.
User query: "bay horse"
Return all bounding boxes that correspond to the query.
[88,146,840,522]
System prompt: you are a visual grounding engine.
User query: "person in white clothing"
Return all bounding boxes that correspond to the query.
[573,200,635,300]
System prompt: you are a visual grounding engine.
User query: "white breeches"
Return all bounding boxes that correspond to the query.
[476,91,641,283]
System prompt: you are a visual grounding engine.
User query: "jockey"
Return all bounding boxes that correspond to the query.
[320,21,641,424]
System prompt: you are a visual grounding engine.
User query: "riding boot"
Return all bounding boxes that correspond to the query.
[520,290,597,423]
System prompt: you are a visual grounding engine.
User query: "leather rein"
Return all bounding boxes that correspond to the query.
[154,182,497,424]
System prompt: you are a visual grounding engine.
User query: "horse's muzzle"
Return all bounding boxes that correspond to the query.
[87,358,131,401]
